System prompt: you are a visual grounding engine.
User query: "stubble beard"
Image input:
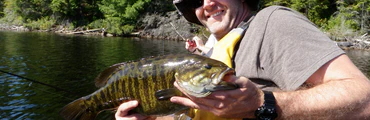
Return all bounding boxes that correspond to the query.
[207,19,234,40]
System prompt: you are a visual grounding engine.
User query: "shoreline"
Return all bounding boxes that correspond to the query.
[334,33,370,50]
[1,23,369,50]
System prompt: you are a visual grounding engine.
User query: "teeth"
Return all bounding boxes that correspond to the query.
[211,11,222,17]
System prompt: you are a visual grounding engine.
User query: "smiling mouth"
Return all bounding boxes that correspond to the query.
[207,10,224,18]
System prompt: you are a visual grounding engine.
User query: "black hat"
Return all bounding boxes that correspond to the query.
[173,0,260,25]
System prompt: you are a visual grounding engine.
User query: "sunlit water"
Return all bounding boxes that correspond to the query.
[345,50,370,77]
[0,31,187,119]
[0,31,369,119]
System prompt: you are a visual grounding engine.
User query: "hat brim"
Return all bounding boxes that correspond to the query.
[173,0,203,25]
[173,0,260,26]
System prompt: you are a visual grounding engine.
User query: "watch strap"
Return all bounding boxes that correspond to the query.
[263,91,276,109]
[254,91,278,120]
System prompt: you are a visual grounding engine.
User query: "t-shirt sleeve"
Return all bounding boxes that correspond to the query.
[259,7,344,90]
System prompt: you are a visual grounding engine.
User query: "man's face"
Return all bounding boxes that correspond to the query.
[195,0,245,39]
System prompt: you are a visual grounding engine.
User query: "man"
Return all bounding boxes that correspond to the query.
[116,0,370,119]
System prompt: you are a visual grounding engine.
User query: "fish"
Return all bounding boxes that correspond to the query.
[59,54,237,120]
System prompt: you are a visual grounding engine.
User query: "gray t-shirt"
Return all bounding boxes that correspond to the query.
[234,6,344,91]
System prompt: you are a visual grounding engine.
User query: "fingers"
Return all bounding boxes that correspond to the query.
[171,96,215,112]
[172,82,227,111]
[171,96,199,109]
[144,116,157,120]
[192,36,200,44]
[173,79,244,108]
[185,39,190,49]
[209,89,250,102]
[115,100,138,117]
[170,92,238,115]
[192,36,204,46]
[223,76,252,88]
[115,100,150,120]
[185,39,197,53]
[172,76,263,118]
[172,82,210,110]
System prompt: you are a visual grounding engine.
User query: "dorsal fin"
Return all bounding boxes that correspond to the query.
[93,55,169,88]
[94,62,126,88]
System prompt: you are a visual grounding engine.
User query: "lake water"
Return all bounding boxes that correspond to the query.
[0,31,369,119]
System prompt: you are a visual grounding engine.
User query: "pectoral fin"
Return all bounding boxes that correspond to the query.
[155,88,182,100]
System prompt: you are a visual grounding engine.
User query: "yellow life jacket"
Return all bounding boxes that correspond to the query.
[187,15,255,120]
[210,28,245,67]
[186,28,245,120]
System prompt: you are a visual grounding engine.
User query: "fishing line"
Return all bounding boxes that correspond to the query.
[26,82,76,101]
[0,69,77,96]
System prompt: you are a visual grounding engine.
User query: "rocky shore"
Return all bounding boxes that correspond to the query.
[0,11,206,40]
[1,11,369,50]
[136,11,208,40]
[0,24,30,31]
[335,33,370,50]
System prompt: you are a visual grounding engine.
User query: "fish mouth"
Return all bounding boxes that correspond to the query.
[177,67,236,98]
[214,67,235,84]
[205,67,237,93]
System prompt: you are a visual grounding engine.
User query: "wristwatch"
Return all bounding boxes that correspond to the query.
[254,91,278,120]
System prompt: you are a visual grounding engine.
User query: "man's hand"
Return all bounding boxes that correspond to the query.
[185,36,207,54]
[170,75,264,119]
[115,100,156,120]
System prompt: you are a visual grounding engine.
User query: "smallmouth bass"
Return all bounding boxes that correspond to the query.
[59,54,237,120]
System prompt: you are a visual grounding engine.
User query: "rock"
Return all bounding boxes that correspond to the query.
[137,11,202,41]
[336,41,353,47]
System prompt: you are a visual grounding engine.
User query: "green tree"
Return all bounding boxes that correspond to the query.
[143,0,175,14]
[290,0,331,27]
[2,0,23,24]
[17,0,52,21]
[262,0,292,7]
[262,0,334,28]
[50,0,103,27]
[352,0,370,34]
[1,0,55,28]
[95,0,151,35]
[0,0,4,17]
[326,0,362,38]
[0,0,366,37]
[50,0,77,20]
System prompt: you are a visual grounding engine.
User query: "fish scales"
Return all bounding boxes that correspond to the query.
[59,54,237,120]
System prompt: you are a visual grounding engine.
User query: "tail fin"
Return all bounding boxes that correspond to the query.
[59,97,97,120]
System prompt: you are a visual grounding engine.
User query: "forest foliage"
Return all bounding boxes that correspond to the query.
[262,0,370,38]
[0,0,368,37]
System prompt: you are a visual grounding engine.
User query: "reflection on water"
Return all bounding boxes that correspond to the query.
[345,50,370,78]
[0,31,370,119]
[0,74,37,119]
[0,31,187,119]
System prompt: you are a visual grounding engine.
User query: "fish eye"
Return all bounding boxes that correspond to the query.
[204,64,212,69]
